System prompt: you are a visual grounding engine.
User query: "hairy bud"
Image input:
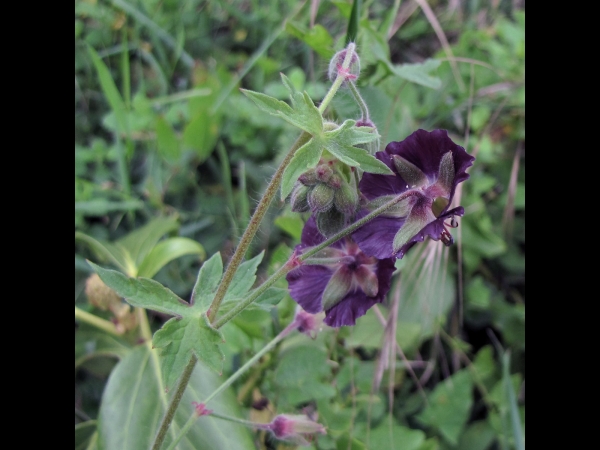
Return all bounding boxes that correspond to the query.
[308,183,335,213]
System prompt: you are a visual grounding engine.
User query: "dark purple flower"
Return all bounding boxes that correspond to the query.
[286,216,396,327]
[353,129,475,259]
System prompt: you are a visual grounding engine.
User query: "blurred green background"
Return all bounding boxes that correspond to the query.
[75,1,524,449]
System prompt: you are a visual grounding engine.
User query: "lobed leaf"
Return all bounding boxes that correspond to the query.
[89,262,190,317]
[152,314,225,387]
[280,138,323,200]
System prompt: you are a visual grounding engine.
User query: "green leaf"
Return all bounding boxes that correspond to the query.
[75,421,97,450]
[416,370,473,446]
[191,252,223,310]
[96,345,254,450]
[389,59,442,89]
[281,138,322,200]
[241,81,323,136]
[153,314,225,386]
[224,251,264,300]
[89,262,190,317]
[155,115,181,162]
[75,231,131,274]
[117,216,179,270]
[137,237,206,279]
[87,46,127,133]
[368,419,425,450]
[285,22,334,59]
[274,214,304,240]
[321,121,392,174]
[75,199,145,216]
[182,110,219,162]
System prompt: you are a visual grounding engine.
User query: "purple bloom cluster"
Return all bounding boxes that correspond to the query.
[287,129,475,327]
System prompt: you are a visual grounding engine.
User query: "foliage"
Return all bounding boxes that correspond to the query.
[76,1,524,449]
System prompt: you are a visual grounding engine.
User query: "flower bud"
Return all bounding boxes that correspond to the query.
[328,44,360,83]
[315,164,333,183]
[308,183,334,213]
[290,182,311,212]
[268,414,326,445]
[298,168,319,186]
[315,208,346,237]
[293,307,325,338]
[333,180,358,215]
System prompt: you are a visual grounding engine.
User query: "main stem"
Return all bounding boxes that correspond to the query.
[206,132,310,323]
[153,43,360,449]
[207,43,357,324]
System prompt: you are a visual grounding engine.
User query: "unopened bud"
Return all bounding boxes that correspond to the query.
[333,181,358,215]
[315,208,346,238]
[328,45,360,83]
[268,414,326,445]
[290,183,311,212]
[298,168,319,186]
[308,183,334,213]
[315,164,333,183]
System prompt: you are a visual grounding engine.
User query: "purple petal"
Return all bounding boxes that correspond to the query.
[324,257,395,327]
[286,264,332,314]
[384,129,474,213]
[359,152,409,200]
[352,213,404,259]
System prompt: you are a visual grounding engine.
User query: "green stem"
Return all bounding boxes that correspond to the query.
[210,412,268,429]
[213,193,407,329]
[74,306,122,336]
[347,81,370,120]
[165,323,297,450]
[151,355,198,450]
[318,43,356,114]
[206,131,310,323]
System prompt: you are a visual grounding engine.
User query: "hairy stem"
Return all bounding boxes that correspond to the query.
[151,355,198,450]
[207,132,310,323]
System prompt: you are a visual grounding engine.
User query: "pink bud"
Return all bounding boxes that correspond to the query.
[268,414,326,446]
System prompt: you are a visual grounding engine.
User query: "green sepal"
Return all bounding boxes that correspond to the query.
[392,207,436,254]
[392,154,429,189]
[436,151,455,196]
[152,314,225,387]
[321,267,352,310]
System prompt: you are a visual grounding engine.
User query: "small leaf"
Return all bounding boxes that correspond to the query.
[280,138,322,200]
[338,146,394,174]
[117,216,179,270]
[153,314,225,386]
[224,251,264,300]
[87,46,127,134]
[155,115,181,162]
[191,253,223,310]
[89,262,190,317]
[390,59,442,89]
[75,231,130,274]
[137,237,206,279]
[241,86,323,136]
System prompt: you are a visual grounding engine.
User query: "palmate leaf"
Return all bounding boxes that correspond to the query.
[241,73,323,135]
[90,249,268,386]
[321,120,393,175]
[153,314,225,388]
